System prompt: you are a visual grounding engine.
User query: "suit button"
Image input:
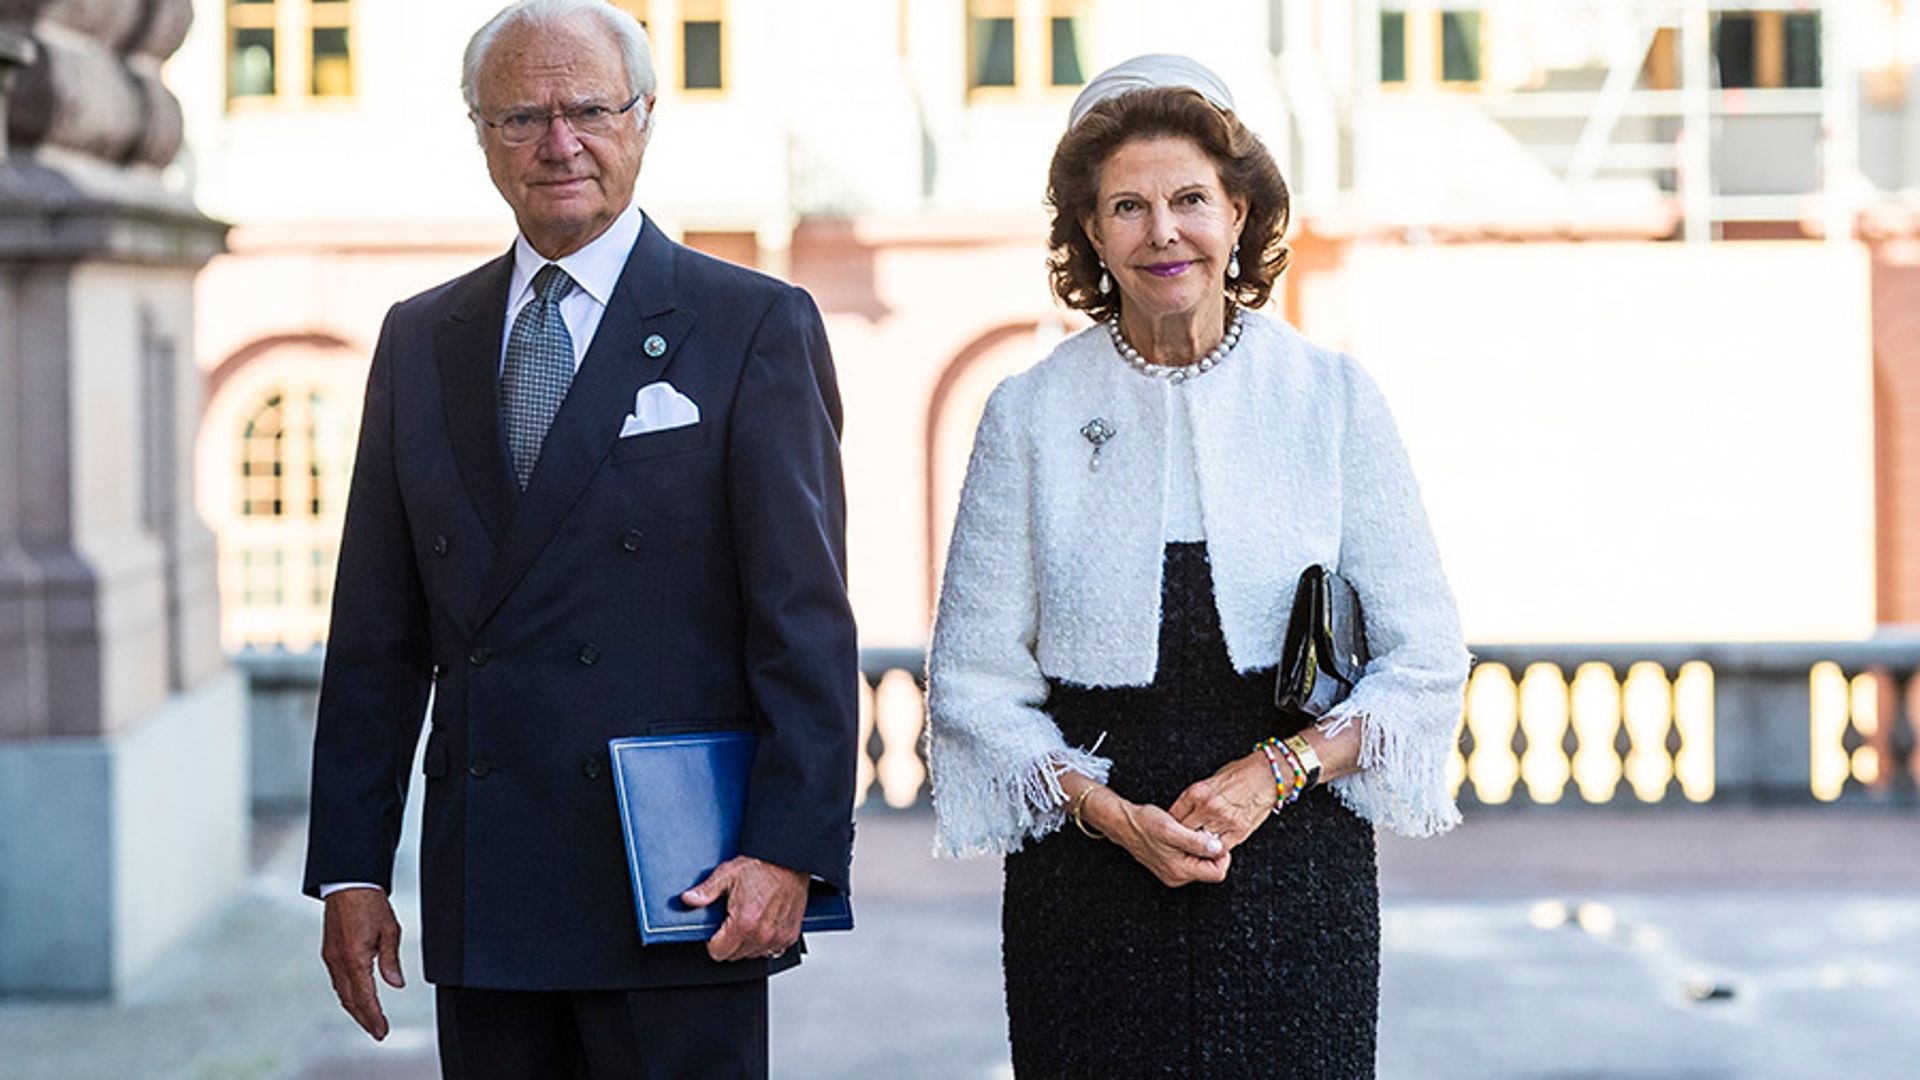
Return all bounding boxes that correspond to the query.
[432,534,450,557]
[468,647,491,667]
[621,529,643,552]
[469,759,492,779]
[582,756,603,780]
[578,643,600,666]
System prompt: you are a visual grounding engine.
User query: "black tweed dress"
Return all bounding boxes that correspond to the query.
[1002,542,1380,1079]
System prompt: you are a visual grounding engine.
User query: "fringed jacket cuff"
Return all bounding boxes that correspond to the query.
[926,312,1471,857]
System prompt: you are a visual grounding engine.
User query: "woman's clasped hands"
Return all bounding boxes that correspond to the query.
[1077,785,1228,887]
[1169,750,1282,852]
[1068,749,1279,888]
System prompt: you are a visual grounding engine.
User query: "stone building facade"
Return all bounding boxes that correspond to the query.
[0,0,242,996]
[164,0,1920,656]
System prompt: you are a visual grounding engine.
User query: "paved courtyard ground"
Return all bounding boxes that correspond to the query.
[2,804,1916,1079]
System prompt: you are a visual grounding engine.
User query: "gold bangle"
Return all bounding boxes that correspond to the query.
[1283,733,1323,788]
[1071,784,1108,840]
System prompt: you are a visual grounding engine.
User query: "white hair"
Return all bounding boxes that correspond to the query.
[462,0,656,136]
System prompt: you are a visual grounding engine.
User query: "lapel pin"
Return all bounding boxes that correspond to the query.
[1079,417,1115,472]
[643,334,667,358]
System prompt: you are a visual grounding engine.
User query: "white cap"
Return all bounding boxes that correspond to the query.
[1066,53,1236,130]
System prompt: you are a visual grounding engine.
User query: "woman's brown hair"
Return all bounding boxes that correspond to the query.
[1046,87,1290,322]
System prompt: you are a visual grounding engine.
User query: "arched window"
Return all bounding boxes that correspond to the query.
[201,344,364,651]
[239,394,286,517]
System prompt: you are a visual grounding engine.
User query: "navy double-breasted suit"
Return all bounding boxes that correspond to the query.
[302,215,859,991]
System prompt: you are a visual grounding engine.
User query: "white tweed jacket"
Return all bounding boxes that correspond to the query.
[926,311,1471,857]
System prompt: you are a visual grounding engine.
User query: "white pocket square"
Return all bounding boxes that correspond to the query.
[619,381,701,438]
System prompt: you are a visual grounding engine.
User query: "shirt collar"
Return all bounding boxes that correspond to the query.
[509,205,645,310]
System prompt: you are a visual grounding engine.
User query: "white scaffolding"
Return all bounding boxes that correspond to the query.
[1323,0,1865,242]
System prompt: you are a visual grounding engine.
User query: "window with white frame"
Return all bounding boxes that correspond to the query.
[967,0,1087,97]
[1713,10,1821,88]
[1640,11,1822,91]
[1378,3,1484,88]
[611,0,729,94]
[227,0,354,105]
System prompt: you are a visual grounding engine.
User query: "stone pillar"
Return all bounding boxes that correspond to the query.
[0,0,241,997]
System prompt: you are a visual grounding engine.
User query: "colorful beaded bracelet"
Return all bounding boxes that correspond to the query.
[1256,740,1286,810]
[1273,738,1310,806]
[1255,737,1303,811]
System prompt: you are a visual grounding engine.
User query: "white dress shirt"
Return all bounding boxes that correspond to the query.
[320,207,646,902]
[498,205,644,375]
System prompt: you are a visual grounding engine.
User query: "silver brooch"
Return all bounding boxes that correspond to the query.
[1080,417,1115,472]
[643,334,667,358]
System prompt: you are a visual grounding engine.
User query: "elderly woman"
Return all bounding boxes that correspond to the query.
[927,55,1470,1077]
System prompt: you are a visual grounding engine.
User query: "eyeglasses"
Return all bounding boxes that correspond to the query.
[475,93,643,146]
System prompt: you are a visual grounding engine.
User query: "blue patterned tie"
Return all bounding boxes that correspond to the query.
[499,263,577,489]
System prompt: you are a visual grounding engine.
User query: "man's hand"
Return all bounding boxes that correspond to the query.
[321,888,406,1041]
[680,855,809,963]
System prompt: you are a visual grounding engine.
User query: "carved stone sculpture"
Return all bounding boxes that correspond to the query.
[0,0,191,167]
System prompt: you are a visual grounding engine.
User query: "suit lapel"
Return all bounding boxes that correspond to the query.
[436,252,518,550]
[470,217,699,632]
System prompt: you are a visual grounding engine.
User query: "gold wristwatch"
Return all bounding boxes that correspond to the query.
[1283,734,1322,788]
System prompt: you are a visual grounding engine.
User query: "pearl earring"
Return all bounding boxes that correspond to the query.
[1098,262,1112,295]
[1228,242,1241,280]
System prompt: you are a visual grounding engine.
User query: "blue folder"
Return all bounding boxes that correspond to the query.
[607,730,854,944]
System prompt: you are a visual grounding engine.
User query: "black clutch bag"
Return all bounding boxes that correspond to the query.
[1275,565,1370,723]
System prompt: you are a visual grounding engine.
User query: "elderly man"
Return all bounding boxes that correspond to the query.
[302,1,858,1074]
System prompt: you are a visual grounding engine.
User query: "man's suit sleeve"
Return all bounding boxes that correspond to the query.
[727,286,860,894]
[301,307,434,898]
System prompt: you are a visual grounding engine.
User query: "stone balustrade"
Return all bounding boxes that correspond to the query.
[238,641,1920,817]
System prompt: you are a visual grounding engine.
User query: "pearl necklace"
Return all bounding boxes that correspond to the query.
[1106,305,1243,384]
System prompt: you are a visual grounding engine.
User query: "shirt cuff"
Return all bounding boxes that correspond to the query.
[318,882,385,899]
